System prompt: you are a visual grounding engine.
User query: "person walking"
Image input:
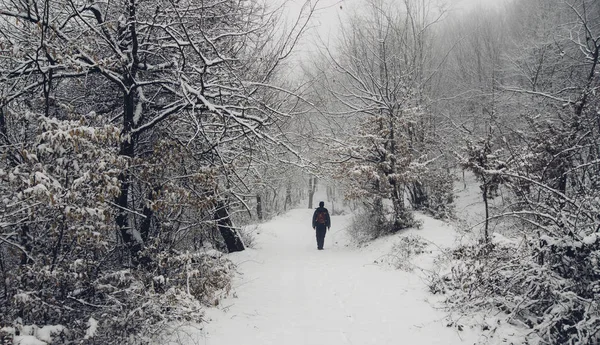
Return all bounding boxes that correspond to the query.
[312,201,331,250]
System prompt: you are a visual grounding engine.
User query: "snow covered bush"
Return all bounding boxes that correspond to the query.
[3,249,234,345]
[385,235,429,271]
[438,87,600,343]
[73,250,235,343]
[443,118,600,343]
[407,165,455,219]
[348,200,390,244]
[348,202,389,245]
[0,114,236,344]
[238,225,259,249]
[348,199,422,244]
[431,233,600,344]
[1,324,67,344]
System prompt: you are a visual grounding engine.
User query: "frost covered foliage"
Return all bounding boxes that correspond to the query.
[340,115,419,233]
[0,115,235,344]
[407,165,455,219]
[384,235,429,271]
[446,27,600,342]
[431,235,600,344]
[317,0,450,233]
[2,251,233,344]
[448,113,600,341]
[348,199,421,243]
[348,199,390,243]
[449,80,600,344]
[0,113,123,274]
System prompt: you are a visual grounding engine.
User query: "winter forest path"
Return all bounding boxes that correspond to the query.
[174,208,480,345]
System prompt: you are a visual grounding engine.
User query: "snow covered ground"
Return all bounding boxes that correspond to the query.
[158,173,536,345]
[159,189,522,344]
[200,211,468,345]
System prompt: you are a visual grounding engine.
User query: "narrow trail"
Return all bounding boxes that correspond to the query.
[186,208,477,345]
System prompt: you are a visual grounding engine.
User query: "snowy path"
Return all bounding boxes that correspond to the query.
[174,208,481,345]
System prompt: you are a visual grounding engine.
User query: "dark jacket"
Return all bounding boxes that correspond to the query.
[312,207,331,228]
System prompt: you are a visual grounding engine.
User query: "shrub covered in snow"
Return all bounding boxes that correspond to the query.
[446,120,600,343]
[238,225,259,249]
[407,167,456,220]
[348,200,422,244]
[431,231,600,344]
[2,250,234,344]
[0,115,235,344]
[385,235,430,271]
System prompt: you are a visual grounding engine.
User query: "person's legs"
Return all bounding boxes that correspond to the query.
[315,229,320,249]
[316,227,326,249]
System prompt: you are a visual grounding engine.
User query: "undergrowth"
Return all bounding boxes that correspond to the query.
[429,237,600,344]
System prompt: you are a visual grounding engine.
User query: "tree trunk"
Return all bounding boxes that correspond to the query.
[0,108,21,167]
[140,186,160,243]
[391,182,407,232]
[482,182,490,244]
[0,248,6,299]
[115,0,145,259]
[308,177,317,208]
[19,225,32,265]
[373,196,386,236]
[215,201,245,253]
[284,183,292,211]
[256,194,263,220]
[115,89,141,257]
[409,181,427,209]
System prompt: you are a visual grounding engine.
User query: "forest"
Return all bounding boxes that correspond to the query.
[0,0,599,344]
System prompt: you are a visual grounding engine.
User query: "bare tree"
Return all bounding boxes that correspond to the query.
[312,0,449,231]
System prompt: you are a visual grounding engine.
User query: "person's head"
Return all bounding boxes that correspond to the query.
[319,201,324,208]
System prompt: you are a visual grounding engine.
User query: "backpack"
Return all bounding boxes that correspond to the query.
[315,210,327,224]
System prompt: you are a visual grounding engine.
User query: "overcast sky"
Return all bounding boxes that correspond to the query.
[283,0,505,59]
